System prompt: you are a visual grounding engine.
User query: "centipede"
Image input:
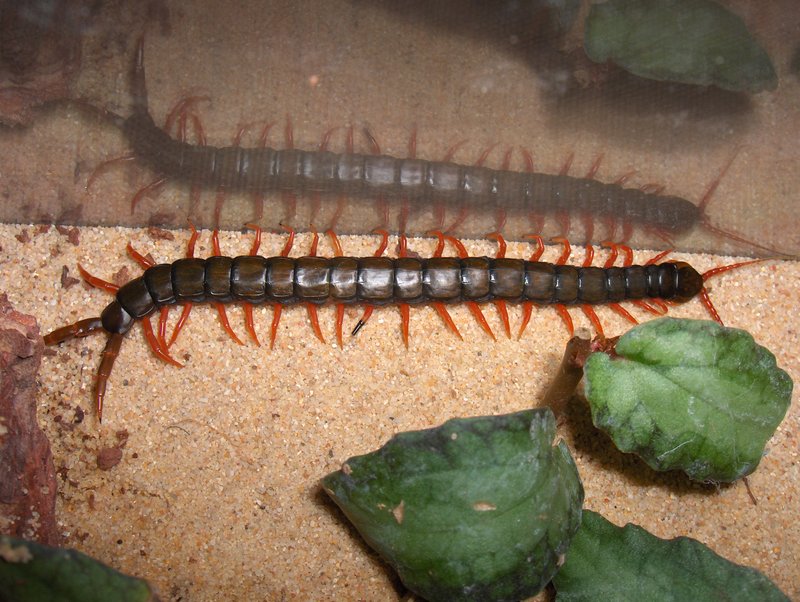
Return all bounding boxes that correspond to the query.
[82,36,780,256]
[43,226,762,422]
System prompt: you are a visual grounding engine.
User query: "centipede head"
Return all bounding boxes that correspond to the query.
[671,261,704,303]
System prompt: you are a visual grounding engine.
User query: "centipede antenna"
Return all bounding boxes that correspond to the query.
[698,258,767,325]
[701,258,766,282]
[43,317,104,345]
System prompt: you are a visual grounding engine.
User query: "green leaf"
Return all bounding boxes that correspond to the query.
[322,409,584,602]
[584,318,792,482]
[584,0,777,92]
[0,536,156,602]
[553,510,789,601]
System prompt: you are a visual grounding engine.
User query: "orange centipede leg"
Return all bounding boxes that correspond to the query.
[444,233,495,340]
[467,302,497,341]
[167,304,192,348]
[647,298,670,314]
[608,303,638,325]
[243,304,261,347]
[304,229,326,344]
[352,229,389,336]
[239,224,263,346]
[399,303,410,349]
[126,242,155,269]
[518,235,545,339]
[351,306,373,337]
[325,229,343,256]
[695,258,766,325]
[214,302,245,346]
[210,229,244,345]
[632,300,666,316]
[432,302,463,341]
[270,305,283,350]
[554,304,575,337]
[326,229,346,348]
[581,305,605,337]
[279,225,295,256]
[518,304,533,340]
[307,305,326,344]
[142,316,182,367]
[601,241,619,268]
[494,301,511,339]
[487,231,507,258]
[166,224,202,348]
[487,231,511,338]
[77,265,120,294]
[645,249,674,265]
[156,306,171,353]
[397,234,412,348]
[551,237,572,265]
[335,304,345,349]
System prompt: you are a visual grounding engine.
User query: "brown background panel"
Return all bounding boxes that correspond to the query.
[0,0,798,255]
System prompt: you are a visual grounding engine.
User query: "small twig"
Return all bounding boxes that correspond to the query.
[542,335,619,418]
[743,476,758,506]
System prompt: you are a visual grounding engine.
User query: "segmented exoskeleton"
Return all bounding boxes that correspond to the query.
[44,227,760,422]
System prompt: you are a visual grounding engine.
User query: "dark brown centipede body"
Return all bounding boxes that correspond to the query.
[45,224,762,423]
[101,254,702,336]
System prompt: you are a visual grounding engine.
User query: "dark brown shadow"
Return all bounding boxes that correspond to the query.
[313,485,408,597]
[541,71,754,153]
